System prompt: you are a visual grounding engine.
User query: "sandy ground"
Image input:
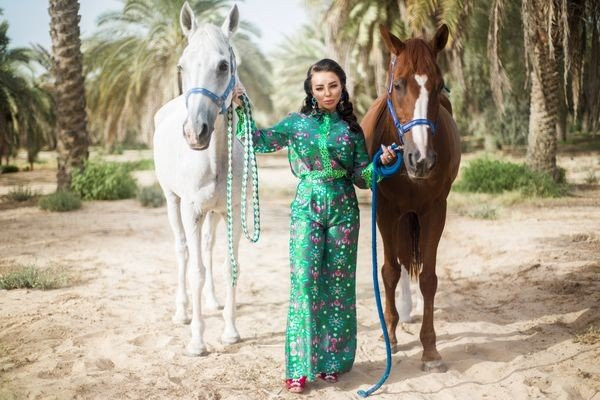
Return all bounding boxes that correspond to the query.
[0,150,599,400]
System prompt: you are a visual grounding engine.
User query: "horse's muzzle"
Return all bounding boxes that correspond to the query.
[406,150,436,179]
[183,121,211,150]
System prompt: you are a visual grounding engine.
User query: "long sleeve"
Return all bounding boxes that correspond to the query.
[235,107,294,153]
[350,133,382,189]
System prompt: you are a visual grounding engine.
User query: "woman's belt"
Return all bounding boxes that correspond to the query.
[298,168,348,182]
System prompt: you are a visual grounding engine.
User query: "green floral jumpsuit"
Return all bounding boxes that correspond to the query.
[236,108,380,381]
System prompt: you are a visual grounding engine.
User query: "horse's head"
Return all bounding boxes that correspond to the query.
[380,24,449,179]
[178,2,239,150]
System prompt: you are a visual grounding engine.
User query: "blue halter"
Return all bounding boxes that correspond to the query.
[185,47,237,114]
[385,54,437,144]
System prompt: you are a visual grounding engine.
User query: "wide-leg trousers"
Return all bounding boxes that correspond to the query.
[285,178,360,380]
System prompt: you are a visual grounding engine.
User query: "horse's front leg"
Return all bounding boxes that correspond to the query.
[201,211,222,311]
[219,209,241,344]
[165,192,190,325]
[418,200,448,372]
[181,202,208,356]
[377,206,407,348]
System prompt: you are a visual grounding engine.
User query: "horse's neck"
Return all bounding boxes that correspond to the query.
[363,95,395,154]
[208,114,231,173]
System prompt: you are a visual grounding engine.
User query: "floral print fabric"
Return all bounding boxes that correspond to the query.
[236,108,378,380]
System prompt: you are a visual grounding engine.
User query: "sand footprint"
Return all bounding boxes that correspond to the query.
[83,358,115,372]
[129,333,175,348]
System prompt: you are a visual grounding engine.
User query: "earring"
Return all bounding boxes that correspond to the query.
[311,97,317,109]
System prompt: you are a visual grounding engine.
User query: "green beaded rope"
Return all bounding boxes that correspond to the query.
[225,94,261,287]
[226,106,237,286]
[239,94,261,243]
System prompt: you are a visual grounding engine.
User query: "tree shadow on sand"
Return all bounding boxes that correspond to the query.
[349,233,599,393]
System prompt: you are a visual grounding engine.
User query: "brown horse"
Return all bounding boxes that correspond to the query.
[361,24,461,372]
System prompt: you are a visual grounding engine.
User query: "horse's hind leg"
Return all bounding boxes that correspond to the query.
[398,265,413,323]
[165,191,190,325]
[219,210,240,344]
[201,211,222,311]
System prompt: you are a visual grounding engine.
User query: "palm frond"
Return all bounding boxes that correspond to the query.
[85,0,271,147]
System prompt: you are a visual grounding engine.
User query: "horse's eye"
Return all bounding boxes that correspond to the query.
[177,64,182,71]
[218,61,229,72]
[393,79,406,91]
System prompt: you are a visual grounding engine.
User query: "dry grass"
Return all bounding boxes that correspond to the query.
[0,264,76,290]
[573,325,600,345]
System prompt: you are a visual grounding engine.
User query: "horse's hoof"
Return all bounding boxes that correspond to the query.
[172,315,191,325]
[379,334,398,345]
[220,333,241,345]
[421,360,447,373]
[186,343,208,357]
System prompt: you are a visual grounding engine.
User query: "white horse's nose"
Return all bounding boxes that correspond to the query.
[198,123,209,138]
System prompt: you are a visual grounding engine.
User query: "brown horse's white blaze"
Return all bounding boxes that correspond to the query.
[361,23,461,374]
[412,74,436,172]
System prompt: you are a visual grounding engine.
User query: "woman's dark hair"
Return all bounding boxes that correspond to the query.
[300,58,363,134]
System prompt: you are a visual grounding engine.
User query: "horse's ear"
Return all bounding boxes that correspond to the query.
[379,24,405,55]
[180,1,197,40]
[221,4,239,38]
[430,24,449,54]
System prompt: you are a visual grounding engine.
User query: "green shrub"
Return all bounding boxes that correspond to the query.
[121,159,154,172]
[0,165,19,174]
[71,160,137,200]
[39,191,82,212]
[584,171,598,185]
[137,184,165,208]
[454,158,568,197]
[0,264,70,290]
[7,185,37,202]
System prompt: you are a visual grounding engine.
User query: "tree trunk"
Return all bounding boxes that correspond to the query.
[581,1,600,134]
[48,0,88,190]
[523,0,559,179]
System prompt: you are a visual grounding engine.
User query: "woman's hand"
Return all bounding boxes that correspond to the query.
[379,144,397,166]
[232,85,245,108]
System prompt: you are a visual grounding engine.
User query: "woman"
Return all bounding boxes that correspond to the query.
[233,58,396,393]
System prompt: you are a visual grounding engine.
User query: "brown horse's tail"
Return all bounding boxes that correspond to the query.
[407,212,422,279]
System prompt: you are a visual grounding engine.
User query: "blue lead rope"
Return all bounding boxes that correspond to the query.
[357,144,403,398]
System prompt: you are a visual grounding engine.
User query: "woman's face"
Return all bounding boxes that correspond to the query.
[311,71,342,113]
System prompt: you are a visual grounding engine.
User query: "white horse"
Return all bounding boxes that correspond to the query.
[153,2,243,356]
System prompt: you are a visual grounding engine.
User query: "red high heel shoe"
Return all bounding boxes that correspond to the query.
[285,376,307,393]
[318,372,338,383]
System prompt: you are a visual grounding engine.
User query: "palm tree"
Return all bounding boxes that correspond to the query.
[310,0,471,117]
[0,11,55,168]
[85,0,273,149]
[270,25,327,118]
[519,0,599,176]
[581,1,600,134]
[521,0,561,178]
[48,0,89,190]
